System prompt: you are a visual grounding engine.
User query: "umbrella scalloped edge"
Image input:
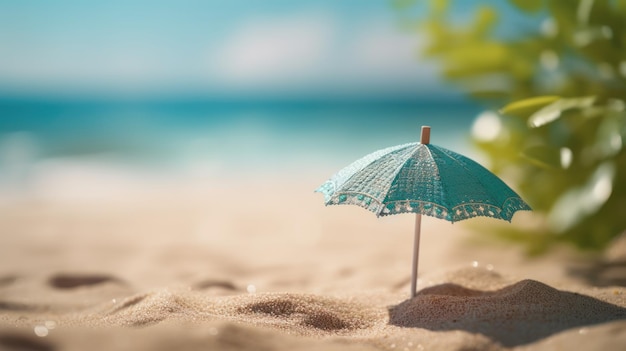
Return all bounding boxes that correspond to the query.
[320,189,531,223]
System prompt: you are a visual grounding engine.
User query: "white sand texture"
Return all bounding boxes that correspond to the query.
[1,176,626,351]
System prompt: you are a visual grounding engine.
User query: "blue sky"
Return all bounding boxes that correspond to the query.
[0,0,529,100]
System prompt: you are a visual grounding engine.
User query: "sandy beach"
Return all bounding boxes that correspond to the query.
[1,173,625,351]
[2,0,625,349]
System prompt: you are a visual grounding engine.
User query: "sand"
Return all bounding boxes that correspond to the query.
[1,173,625,351]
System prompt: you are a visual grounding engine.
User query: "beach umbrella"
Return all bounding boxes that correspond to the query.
[316,126,531,298]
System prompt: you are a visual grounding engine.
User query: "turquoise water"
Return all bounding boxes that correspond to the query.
[0,98,483,175]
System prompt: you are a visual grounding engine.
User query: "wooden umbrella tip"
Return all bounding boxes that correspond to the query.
[421,126,431,144]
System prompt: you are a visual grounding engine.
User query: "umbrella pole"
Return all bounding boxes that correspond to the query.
[411,125,429,298]
[411,213,422,298]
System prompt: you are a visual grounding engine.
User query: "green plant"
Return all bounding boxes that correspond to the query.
[395,0,626,253]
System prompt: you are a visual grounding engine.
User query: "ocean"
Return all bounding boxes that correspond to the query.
[0,97,484,200]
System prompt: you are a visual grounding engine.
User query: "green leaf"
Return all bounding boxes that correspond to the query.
[528,96,596,128]
[443,42,511,77]
[473,6,498,37]
[509,0,544,13]
[468,90,511,100]
[618,0,626,13]
[500,96,561,118]
[521,145,563,168]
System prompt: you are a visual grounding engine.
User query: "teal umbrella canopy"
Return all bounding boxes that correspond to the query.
[316,126,530,298]
[316,142,530,222]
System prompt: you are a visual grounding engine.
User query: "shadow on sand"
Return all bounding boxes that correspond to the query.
[388,279,626,347]
[568,259,626,287]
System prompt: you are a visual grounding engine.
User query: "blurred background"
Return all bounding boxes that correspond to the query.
[1,0,625,255]
[0,0,489,202]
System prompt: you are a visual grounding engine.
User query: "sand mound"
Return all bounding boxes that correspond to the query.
[96,290,203,327]
[93,289,378,334]
[389,279,626,347]
[234,293,377,334]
